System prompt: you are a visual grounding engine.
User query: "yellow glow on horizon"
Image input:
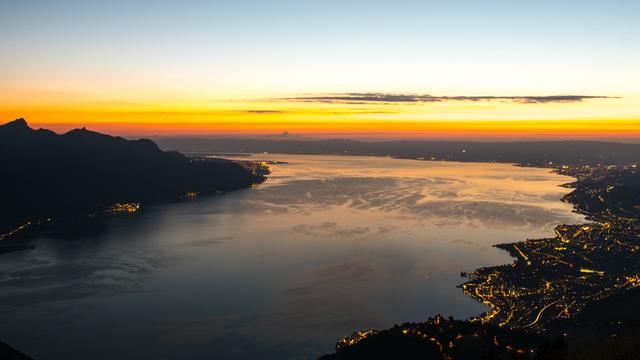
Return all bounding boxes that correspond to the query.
[1,89,639,139]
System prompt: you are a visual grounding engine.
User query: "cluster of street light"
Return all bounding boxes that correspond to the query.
[463,164,640,331]
[335,163,640,357]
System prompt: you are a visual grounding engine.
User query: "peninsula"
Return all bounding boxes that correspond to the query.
[0,119,268,246]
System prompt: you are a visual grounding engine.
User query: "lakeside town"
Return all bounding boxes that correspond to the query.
[325,163,640,359]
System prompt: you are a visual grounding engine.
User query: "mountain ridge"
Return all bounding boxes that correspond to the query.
[0,118,266,236]
[156,136,640,166]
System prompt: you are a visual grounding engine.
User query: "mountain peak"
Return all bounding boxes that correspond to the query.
[64,127,105,138]
[2,118,30,130]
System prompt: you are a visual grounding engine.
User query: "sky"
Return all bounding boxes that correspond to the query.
[1,0,639,139]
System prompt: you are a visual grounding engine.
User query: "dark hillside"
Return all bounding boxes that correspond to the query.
[0,119,265,234]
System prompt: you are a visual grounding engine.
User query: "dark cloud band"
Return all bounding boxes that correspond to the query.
[281,93,616,104]
[243,110,286,114]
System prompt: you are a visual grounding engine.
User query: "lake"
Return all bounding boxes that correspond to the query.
[0,155,585,359]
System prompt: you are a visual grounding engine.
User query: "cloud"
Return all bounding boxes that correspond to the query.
[281,92,617,104]
[243,110,286,114]
[99,109,289,117]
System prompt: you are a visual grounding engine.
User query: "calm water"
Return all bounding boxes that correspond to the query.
[0,155,585,359]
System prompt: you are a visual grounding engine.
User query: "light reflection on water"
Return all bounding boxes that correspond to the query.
[0,155,585,359]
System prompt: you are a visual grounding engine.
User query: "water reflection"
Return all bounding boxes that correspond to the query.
[0,155,585,359]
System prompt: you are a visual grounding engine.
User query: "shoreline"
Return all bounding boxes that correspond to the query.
[459,165,587,328]
[461,164,640,331]
[324,163,640,358]
[0,158,269,254]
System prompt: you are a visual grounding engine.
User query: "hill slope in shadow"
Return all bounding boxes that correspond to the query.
[0,119,265,234]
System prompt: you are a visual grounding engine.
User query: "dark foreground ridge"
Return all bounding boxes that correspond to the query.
[0,118,268,244]
[322,163,640,359]
[0,341,34,360]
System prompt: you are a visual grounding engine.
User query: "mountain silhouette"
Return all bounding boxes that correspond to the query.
[157,137,640,166]
[0,119,265,234]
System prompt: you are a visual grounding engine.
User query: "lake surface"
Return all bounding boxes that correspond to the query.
[0,155,585,359]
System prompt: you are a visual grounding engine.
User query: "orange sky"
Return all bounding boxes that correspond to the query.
[2,1,639,140]
[2,93,639,140]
